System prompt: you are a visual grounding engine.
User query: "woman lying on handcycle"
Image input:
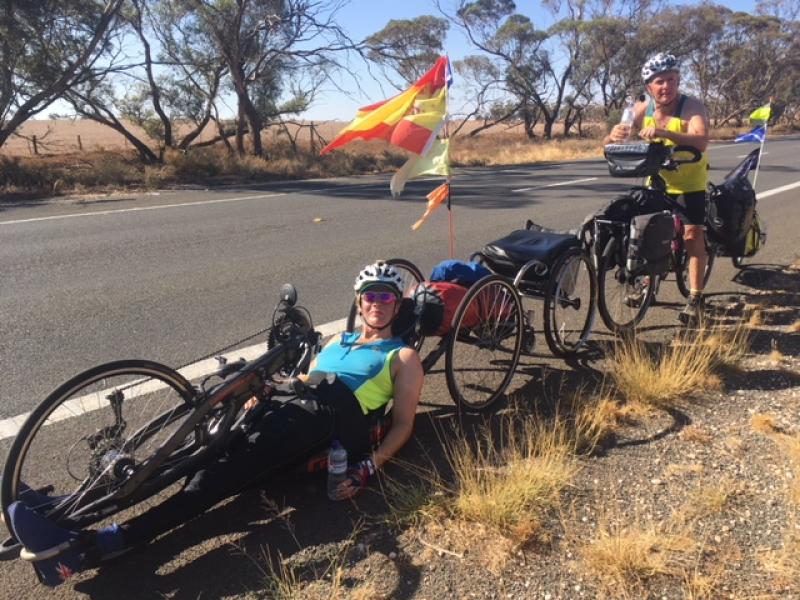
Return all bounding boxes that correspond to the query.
[6,261,424,587]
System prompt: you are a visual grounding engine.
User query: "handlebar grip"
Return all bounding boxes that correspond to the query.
[670,145,702,164]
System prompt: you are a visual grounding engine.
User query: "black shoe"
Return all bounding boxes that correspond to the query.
[678,295,705,326]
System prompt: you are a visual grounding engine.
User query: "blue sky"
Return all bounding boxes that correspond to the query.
[301,0,758,121]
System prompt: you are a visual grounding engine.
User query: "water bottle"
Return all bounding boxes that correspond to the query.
[619,97,635,141]
[626,220,643,274]
[327,440,348,500]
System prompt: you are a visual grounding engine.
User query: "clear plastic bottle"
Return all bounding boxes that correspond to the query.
[327,440,348,501]
[619,97,635,141]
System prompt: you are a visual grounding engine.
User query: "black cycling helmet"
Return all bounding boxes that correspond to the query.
[641,53,680,83]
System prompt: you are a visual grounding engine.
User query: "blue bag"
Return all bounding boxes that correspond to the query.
[429,260,490,287]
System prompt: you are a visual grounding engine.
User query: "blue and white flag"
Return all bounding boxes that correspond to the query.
[735,125,765,143]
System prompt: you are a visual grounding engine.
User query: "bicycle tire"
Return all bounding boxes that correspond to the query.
[674,239,716,298]
[732,256,745,269]
[596,237,657,334]
[445,275,523,411]
[543,247,596,357]
[2,360,199,530]
[346,258,425,350]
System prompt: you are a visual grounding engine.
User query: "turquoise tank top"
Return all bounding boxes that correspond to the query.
[312,332,405,414]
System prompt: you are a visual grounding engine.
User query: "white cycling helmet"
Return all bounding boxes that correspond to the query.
[353,261,404,296]
[641,52,680,83]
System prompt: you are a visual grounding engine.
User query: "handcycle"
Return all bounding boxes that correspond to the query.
[592,142,708,333]
[344,235,596,412]
[1,284,332,563]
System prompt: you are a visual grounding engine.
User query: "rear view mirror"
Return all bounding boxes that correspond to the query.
[280,284,297,307]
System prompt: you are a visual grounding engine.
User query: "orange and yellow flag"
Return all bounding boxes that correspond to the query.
[320,57,451,156]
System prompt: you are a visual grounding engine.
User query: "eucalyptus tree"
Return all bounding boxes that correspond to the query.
[366,16,449,86]
[176,0,358,157]
[445,0,552,136]
[0,0,126,149]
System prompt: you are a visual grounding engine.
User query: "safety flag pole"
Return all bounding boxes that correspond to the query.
[752,118,767,191]
[748,101,772,191]
[444,59,455,258]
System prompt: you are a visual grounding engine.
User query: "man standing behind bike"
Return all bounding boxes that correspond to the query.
[604,52,711,325]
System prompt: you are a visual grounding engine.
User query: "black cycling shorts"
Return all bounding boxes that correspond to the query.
[668,190,706,226]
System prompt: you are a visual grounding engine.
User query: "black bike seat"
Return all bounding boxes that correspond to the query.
[481,230,578,280]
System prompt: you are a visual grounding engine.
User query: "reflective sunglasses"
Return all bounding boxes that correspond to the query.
[361,291,398,305]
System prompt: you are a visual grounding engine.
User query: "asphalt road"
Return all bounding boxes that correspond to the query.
[0,136,798,598]
[1,135,798,423]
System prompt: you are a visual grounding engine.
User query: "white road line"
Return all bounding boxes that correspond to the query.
[737,152,768,158]
[0,318,349,441]
[0,192,287,226]
[757,180,800,199]
[512,177,598,193]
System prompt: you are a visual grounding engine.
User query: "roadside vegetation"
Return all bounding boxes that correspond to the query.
[244,306,800,599]
[3,121,795,201]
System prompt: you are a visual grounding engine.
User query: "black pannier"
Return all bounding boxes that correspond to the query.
[589,188,669,266]
[707,177,756,252]
[604,142,669,178]
[627,211,674,276]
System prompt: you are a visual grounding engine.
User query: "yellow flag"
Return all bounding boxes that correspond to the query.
[390,139,451,197]
[749,103,771,123]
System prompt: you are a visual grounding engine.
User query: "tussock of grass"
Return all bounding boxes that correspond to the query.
[447,416,578,538]
[581,519,696,592]
[760,523,800,585]
[748,309,764,327]
[751,413,779,434]
[609,323,749,408]
[680,424,713,445]
[673,479,737,523]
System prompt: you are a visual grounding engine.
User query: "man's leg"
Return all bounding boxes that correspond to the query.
[677,191,709,325]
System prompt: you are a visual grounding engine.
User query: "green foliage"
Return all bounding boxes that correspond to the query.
[366,16,449,84]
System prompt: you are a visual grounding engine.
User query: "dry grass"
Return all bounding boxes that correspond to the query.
[581,516,696,594]
[680,424,714,445]
[760,522,800,587]
[450,134,602,167]
[751,413,779,434]
[788,319,800,333]
[608,322,750,408]
[672,478,738,524]
[446,415,578,539]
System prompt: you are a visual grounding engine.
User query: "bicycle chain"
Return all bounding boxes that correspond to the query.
[172,325,273,372]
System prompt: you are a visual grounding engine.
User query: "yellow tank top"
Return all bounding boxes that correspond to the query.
[643,95,709,194]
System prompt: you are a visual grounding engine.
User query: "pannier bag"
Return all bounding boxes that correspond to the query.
[589,188,668,267]
[707,176,756,250]
[627,211,674,276]
[604,142,669,178]
[412,281,473,336]
[412,281,515,337]
[430,259,491,287]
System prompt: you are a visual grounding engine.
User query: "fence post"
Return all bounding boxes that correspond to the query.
[77,135,83,151]
[32,135,38,155]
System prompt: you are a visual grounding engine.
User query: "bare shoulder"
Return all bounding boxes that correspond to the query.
[683,95,709,120]
[396,346,422,368]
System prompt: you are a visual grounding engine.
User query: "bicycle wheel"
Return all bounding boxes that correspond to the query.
[346,258,425,350]
[445,275,523,411]
[543,247,596,357]
[2,360,199,530]
[596,239,657,334]
[674,239,716,298]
